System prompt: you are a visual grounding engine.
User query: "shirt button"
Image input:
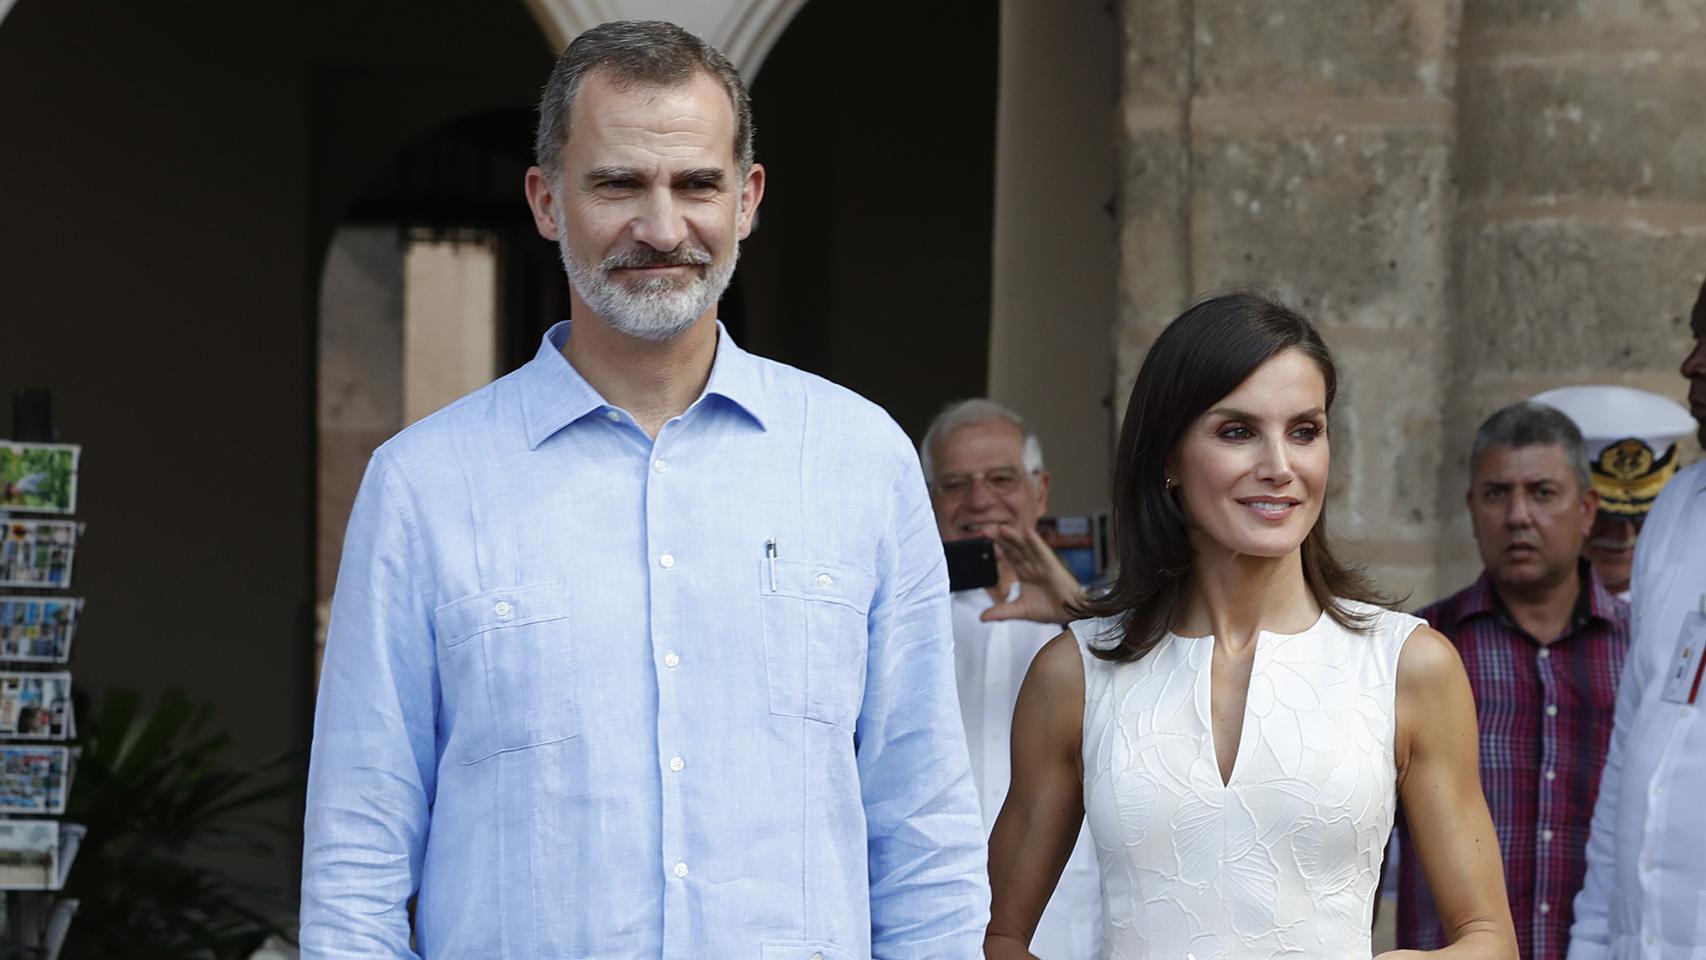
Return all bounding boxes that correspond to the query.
[816,573,833,587]
[664,652,680,668]
[1537,648,1550,659]
[669,756,685,772]
[1646,934,1656,945]
[1546,704,1558,717]
[673,861,688,878]
[660,553,675,569]
[1544,769,1556,781]
[493,600,512,618]
[1541,829,1554,842]
[1538,901,1550,914]
[605,410,621,422]
[1643,862,1655,872]
[811,954,823,960]
[653,459,666,474]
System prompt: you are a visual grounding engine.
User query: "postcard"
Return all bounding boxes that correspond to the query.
[0,820,57,890]
[0,672,74,739]
[0,520,79,589]
[0,442,80,515]
[0,596,82,663]
[0,745,71,815]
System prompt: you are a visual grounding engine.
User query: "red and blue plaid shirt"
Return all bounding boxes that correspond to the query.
[1394,562,1628,960]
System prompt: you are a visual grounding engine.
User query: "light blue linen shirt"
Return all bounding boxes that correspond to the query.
[301,321,989,959]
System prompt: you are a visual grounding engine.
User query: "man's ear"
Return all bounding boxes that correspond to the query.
[1033,469,1051,517]
[1581,488,1600,538]
[736,163,766,240]
[524,166,563,241]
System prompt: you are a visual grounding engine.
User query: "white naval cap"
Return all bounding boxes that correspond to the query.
[1531,385,1694,516]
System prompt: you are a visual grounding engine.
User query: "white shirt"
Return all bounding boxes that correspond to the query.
[1569,458,1706,960]
[952,586,1102,959]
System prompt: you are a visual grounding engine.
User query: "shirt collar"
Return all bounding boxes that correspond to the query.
[1464,557,1619,638]
[518,319,770,449]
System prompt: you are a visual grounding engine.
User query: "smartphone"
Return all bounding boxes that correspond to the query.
[944,537,998,592]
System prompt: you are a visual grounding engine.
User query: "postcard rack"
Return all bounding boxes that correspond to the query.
[0,398,83,958]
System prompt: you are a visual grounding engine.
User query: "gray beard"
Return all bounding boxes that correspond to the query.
[557,214,739,344]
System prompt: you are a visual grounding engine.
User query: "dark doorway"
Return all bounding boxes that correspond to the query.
[731,0,1001,440]
[335,108,571,374]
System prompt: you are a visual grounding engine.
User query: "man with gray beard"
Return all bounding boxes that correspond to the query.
[300,20,989,959]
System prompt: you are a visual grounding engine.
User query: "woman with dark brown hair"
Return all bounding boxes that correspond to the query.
[984,293,1518,960]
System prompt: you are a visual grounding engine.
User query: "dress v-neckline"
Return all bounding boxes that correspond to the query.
[1183,608,1330,788]
[1204,637,1261,789]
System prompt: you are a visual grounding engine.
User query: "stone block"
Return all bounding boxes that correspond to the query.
[1458,58,1706,203]
[1328,341,1449,540]
[1188,125,1454,331]
[1116,127,1192,397]
[1121,0,1192,103]
[1463,0,1705,39]
[1193,0,1461,98]
[1454,219,1706,376]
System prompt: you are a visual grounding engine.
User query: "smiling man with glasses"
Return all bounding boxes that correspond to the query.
[920,398,1099,958]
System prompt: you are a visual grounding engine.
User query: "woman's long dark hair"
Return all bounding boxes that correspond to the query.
[1078,292,1389,662]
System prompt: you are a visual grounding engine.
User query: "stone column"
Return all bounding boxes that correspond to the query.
[1115,0,1194,406]
[1443,1,1706,590]
[987,0,1119,516]
[1117,0,1464,602]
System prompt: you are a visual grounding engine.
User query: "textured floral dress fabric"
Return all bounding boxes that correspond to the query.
[1071,601,1423,959]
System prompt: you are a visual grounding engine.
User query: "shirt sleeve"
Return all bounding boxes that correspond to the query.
[1570,477,1687,960]
[1567,582,1657,959]
[856,437,991,958]
[1567,616,1646,960]
[300,452,440,958]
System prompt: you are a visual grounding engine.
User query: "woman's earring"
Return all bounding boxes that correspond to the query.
[1165,476,1175,488]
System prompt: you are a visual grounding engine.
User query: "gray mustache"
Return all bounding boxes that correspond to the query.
[603,247,713,270]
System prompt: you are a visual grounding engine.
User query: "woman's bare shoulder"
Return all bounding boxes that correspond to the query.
[1396,623,1467,694]
[1027,629,1087,694]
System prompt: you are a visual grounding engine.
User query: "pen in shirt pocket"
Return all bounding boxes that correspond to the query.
[765,538,778,591]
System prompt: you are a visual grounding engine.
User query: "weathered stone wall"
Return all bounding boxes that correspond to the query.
[1117,0,1463,604]
[1117,0,1706,604]
[1440,0,1706,592]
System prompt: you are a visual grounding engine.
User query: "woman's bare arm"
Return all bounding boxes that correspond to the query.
[984,631,1088,959]
[1379,625,1519,960]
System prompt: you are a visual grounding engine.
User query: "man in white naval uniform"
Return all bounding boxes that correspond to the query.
[1568,275,1706,960]
[922,399,1101,959]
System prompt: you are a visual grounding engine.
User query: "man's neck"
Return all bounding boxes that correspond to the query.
[561,313,719,438]
[1493,566,1583,646]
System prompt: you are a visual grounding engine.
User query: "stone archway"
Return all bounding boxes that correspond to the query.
[520,0,812,75]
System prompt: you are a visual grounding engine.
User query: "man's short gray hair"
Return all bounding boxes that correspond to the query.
[920,398,1045,482]
[1470,401,1592,492]
[533,20,755,181]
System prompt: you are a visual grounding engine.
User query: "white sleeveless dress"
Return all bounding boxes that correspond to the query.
[1070,601,1423,960]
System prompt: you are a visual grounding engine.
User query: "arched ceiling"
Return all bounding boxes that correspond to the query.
[519,0,811,76]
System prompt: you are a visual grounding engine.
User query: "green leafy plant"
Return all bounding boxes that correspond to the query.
[57,689,302,960]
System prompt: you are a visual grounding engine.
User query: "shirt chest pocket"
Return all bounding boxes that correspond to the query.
[761,559,875,729]
[434,582,577,764]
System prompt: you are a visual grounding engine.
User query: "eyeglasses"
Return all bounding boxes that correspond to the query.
[932,466,1031,499]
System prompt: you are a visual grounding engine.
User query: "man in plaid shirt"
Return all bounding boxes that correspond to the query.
[1395,401,1630,960]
